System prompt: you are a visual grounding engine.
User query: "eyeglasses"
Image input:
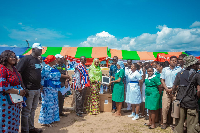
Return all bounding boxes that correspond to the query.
[9,56,17,59]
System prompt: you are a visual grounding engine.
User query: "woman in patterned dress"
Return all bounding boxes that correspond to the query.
[38,55,61,126]
[86,58,102,115]
[0,50,26,133]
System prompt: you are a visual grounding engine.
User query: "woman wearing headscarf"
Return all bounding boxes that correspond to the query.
[86,58,102,115]
[0,50,26,133]
[38,55,61,126]
[110,61,125,116]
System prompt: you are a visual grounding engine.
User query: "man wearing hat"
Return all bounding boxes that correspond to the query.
[55,54,71,116]
[17,43,43,133]
[172,55,200,133]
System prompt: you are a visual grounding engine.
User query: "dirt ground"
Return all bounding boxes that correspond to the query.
[23,95,173,133]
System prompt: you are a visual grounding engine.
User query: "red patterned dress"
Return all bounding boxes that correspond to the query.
[0,65,22,133]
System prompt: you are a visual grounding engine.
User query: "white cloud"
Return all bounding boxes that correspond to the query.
[63,45,70,47]
[96,31,115,38]
[190,21,200,28]
[0,44,17,47]
[18,22,22,25]
[79,24,200,51]
[7,24,65,42]
[80,31,119,48]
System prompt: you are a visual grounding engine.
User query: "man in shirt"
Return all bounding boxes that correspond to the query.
[17,43,43,133]
[55,54,71,117]
[109,56,118,113]
[160,56,182,129]
[73,56,90,117]
[177,54,187,69]
[172,55,200,133]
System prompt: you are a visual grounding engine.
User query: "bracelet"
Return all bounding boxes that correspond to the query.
[18,89,20,95]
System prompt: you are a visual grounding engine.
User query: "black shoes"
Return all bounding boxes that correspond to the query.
[60,113,68,117]
[29,128,43,133]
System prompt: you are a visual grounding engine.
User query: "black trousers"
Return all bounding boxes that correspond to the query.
[58,91,65,115]
[75,89,86,114]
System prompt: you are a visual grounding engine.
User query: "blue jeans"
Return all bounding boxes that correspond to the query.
[21,90,40,133]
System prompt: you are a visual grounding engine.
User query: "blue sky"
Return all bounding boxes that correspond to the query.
[0,0,200,51]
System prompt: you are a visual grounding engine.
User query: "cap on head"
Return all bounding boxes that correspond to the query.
[32,43,44,49]
[55,54,64,58]
[183,55,199,68]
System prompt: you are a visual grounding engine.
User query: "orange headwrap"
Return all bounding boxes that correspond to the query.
[44,55,56,64]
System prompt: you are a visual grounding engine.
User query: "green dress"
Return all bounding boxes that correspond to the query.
[112,69,125,102]
[145,74,161,110]
[155,72,163,108]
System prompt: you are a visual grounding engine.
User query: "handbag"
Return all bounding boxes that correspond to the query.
[6,68,23,105]
[171,100,180,118]
[6,92,23,105]
[171,71,196,118]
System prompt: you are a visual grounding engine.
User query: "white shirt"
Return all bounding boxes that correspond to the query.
[125,67,132,83]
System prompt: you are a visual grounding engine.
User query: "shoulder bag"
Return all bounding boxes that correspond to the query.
[6,68,23,105]
[171,71,196,118]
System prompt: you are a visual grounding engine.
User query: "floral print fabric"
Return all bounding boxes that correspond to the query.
[38,65,61,124]
[0,65,22,133]
[86,83,100,115]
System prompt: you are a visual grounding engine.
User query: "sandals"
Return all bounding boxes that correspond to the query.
[112,112,117,116]
[144,123,151,126]
[158,123,163,127]
[140,115,145,118]
[149,126,155,129]
[42,124,53,127]
[113,113,121,117]
[161,124,167,129]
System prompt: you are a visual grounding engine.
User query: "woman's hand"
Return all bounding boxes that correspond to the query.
[158,87,162,94]
[109,81,113,86]
[19,89,26,97]
[65,84,69,88]
[78,88,82,92]
[24,89,29,97]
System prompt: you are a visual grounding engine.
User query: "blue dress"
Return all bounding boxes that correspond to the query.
[125,70,142,104]
[38,65,61,124]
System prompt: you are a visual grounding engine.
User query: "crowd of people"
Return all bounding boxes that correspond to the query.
[109,55,200,132]
[0,42,200,133]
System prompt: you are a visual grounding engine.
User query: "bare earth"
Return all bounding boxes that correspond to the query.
[21,95,173,133]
